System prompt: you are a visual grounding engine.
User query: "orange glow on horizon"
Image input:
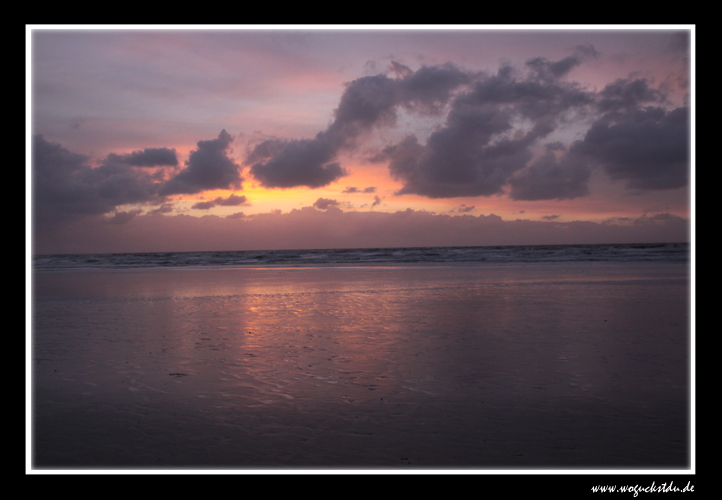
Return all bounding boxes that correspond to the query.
[138,148,689,225]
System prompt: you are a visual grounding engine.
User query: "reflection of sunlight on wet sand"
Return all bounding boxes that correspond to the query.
[107,267,474,413]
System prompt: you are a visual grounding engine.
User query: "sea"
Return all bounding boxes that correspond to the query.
[32,242,690,272]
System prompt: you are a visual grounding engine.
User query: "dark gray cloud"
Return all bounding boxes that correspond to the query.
[596,78,665,114]
[247,62,472,189]
[454,62,593,120]
[389,61,413,78]
[381,55,595,199]
[191,194,250,210]
[214,194,249,206]
[249,133,347,189]
[481,71,691,201]
[192,194,250,210]
[525,55,581,81]
[312,197,340,210]
[192,200,217,210]
[33,135,161,225]
[394,62,472,114]
[33,133,247,227]
[33,134,90,181]
[523,43,596,81]
[342,186,376,194]
[243,138,287,166]
[508,148,591,201]
[327,74,400,143]
[160,130,242,195]
[385,123,555,199]
[380,55,688,200]
[105,147,178,167]
[574,43,600,60]
[525,44,598,82]
[574,106,689,190]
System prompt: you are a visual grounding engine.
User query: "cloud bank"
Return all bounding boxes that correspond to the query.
[33,130,244,227]
[34,207,689,255]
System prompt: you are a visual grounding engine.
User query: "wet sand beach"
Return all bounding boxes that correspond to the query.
[31,263,690,469]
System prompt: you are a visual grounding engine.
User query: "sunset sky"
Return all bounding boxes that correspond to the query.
[28,26,693,254]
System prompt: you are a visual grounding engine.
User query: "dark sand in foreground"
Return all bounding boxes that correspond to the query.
[31,263,690,469]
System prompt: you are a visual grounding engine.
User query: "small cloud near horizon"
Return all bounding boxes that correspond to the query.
[313,198,341,210]
[343,186,377,194]
[192,194,250,210]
